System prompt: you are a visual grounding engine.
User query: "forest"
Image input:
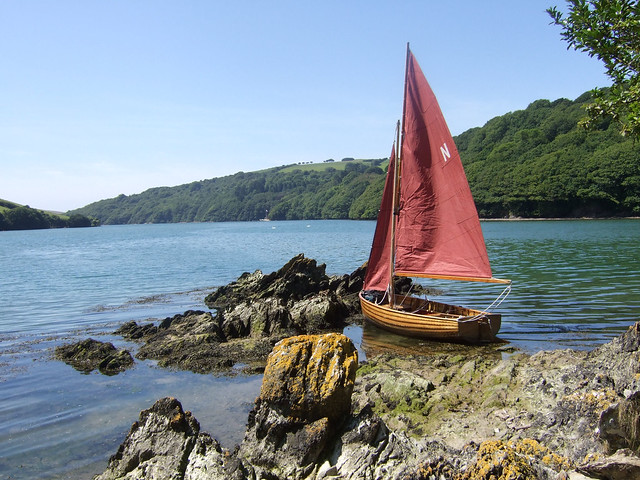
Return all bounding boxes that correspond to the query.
[0,200,98,231]
[68,91,639,224]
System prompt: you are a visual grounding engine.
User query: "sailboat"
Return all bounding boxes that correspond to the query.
[359,45,511,343]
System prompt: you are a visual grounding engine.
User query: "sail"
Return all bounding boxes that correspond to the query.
[394,49,493,280]
[362,147,396,291]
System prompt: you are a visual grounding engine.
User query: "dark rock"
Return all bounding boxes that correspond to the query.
[288,291,349,333]
[117,255,361,374]
[600,391,640,454]
[578,449,640,480]
[115,320,157,339]
[256,254,329,302]
[95,397,207,480]
[204,254,332,309]
[220,297,293,339]
[54,338,133,375]
[204,270,264,310]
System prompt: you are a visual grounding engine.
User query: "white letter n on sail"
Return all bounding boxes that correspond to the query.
[440,143,451,162]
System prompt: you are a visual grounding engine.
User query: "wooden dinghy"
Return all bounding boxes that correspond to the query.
[360,292,501,343]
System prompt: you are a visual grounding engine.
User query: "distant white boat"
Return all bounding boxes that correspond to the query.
[259,209,271,221]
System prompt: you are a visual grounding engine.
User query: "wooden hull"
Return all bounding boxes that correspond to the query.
[359,292,501,343]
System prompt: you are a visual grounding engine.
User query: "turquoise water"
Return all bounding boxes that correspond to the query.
[1,219,639,479]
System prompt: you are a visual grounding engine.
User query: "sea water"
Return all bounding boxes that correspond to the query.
[1,219,639,479]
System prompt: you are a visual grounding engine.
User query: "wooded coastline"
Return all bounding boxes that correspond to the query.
[69,92,639,225]
[6,90,638,230]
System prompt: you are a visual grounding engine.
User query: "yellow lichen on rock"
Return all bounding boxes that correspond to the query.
[460,438,572,480]
[259,333,358,421]
[562,387,619,413]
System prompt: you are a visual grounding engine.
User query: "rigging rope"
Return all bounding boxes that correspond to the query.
[458,282,512,323]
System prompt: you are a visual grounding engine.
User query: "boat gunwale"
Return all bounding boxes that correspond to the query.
[359,292,498,322]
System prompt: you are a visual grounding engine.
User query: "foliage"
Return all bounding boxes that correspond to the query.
[548,0,640,136]
[69,91,639,223]
[0,202,99,231]
[458,94,640,217]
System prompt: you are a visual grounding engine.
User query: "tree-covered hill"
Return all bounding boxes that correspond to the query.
[70,91,640,224]
[70,159,387,224]
[458,92,639,217]
[0,199,98,231]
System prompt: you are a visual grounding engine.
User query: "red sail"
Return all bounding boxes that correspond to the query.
[362,147,396,291]
[394,50,493,280]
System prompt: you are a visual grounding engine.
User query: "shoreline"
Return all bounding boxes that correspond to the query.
[481,215,640,221]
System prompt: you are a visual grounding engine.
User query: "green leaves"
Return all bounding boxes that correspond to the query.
[548,0,640,136]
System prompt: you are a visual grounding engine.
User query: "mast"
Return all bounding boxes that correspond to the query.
[388,121,401,304]
[388,43,411,306]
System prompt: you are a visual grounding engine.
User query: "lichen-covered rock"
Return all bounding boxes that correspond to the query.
[237,334,358,478]
[234,332,435,480]
[258,333,358,422]
[54,338,133,375]
[96,332,435,480]
[458,439,572,480]
[96,323,640,480]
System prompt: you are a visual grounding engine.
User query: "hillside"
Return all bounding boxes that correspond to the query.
[0,199,98,231]
[69,91,640,224]
[458,92,639,218]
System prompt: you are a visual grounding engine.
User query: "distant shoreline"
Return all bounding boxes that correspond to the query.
[481,216,640,221]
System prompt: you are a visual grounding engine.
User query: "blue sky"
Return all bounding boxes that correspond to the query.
[1,1,609,212]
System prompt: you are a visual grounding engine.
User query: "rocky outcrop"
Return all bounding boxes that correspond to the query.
[578,449,640,479]
[116,255,365,374]
[54,338,133,375]
[351,321,640,478]
[95,397,203,480]
[116,310,275,373]
[96,323,640,479]
[238,333,358,479]
[205,254,331,307]
[94,333,432,480]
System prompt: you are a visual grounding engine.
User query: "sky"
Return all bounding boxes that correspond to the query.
[0,1,610,212]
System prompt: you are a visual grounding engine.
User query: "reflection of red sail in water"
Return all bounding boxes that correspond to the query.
[360,45,511,343]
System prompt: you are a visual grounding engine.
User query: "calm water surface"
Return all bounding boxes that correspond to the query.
[1,219,639,479]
